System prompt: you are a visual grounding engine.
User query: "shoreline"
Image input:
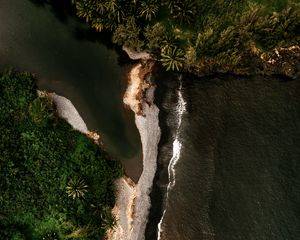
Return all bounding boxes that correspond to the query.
[122,45,300,80]
[38,60,160,240]
[107,62,161,240]
[182,45,300,80]
[38,91,100,144]
[39,90,140,239]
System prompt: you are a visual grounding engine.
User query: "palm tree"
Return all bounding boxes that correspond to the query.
[105,0,118,12]
[139,1,159,21]
[91,18,106,32]
[42,231,59,240]
[95,1,106,14]
[112,7,125,24]
[91,203,102,216]
[66,177,88,200]
[105,0,125,23]
[76,1,93,22]
[100,206,117,231]
[160,46,185,71]
[167,0,197,25]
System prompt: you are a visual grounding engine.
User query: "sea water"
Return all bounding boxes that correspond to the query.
[148,75,300,240]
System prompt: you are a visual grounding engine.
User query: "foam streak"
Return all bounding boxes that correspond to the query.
[157,77,186,240]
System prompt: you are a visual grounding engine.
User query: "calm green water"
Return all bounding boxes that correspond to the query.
[0,0,142,181]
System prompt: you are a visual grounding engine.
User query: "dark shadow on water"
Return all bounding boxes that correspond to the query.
[72,26,136,66]
[116,47,136,66]
[27,0,129,55]
[28,0,74,23]
[274,74,295,82]
[28,0,46,7]
[48,0,74,22]
[72,27,115,48]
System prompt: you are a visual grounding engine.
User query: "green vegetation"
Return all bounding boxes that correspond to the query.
[70,0,300,73]
[160,46,185,71]
[0,71,122,239]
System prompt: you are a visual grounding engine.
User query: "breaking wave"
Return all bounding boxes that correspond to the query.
[157,76,186,240]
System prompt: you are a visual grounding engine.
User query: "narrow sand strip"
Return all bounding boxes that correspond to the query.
[107,63,161,240]
[38,63,160,240]
[47,92,88,134]
[38,91,100,143]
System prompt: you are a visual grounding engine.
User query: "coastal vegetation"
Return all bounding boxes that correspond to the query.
[69,0,300,74]
[0,70,122,239]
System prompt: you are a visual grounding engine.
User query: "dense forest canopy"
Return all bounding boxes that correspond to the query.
[0,71,122,239]
[69,0,300,72]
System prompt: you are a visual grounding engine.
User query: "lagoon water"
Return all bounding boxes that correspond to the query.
[149,75,300,240]
[0,0,142,181]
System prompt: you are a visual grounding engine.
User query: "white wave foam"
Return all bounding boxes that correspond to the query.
[177,80,186,127]
[157,77,186,240]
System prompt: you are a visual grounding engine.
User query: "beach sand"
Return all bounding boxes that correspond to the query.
[107,63,160,240]
[39,91,100,143]
[40,62,160,240]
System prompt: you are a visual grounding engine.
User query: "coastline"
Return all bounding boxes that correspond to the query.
[186,45,300,80]
[38,91,100,143]
[1,70,123,239]
[38,44,300,239]
[38,59,160,240]
[107,62,161,240]
[122,43,300,81]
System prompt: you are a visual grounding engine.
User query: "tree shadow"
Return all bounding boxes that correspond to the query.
[27,0,133,66]
[27,0,74,23]
[72,26,134,66]
[0,221,33,239]
[48,0,74,23]
[28,0,47,7]
[73,27,114,47]
[116,48,136,66]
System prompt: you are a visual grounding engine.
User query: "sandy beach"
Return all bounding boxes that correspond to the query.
[107,63,161,240]
[40,62,160,240]
[47,92,89,134]
[38,91,100,143]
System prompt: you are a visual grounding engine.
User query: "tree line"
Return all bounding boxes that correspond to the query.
[69,0,300,73]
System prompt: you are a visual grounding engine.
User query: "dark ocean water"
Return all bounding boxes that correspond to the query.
[149,75,300,240]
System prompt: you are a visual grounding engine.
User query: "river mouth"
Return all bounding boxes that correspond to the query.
[0,0,142,182]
